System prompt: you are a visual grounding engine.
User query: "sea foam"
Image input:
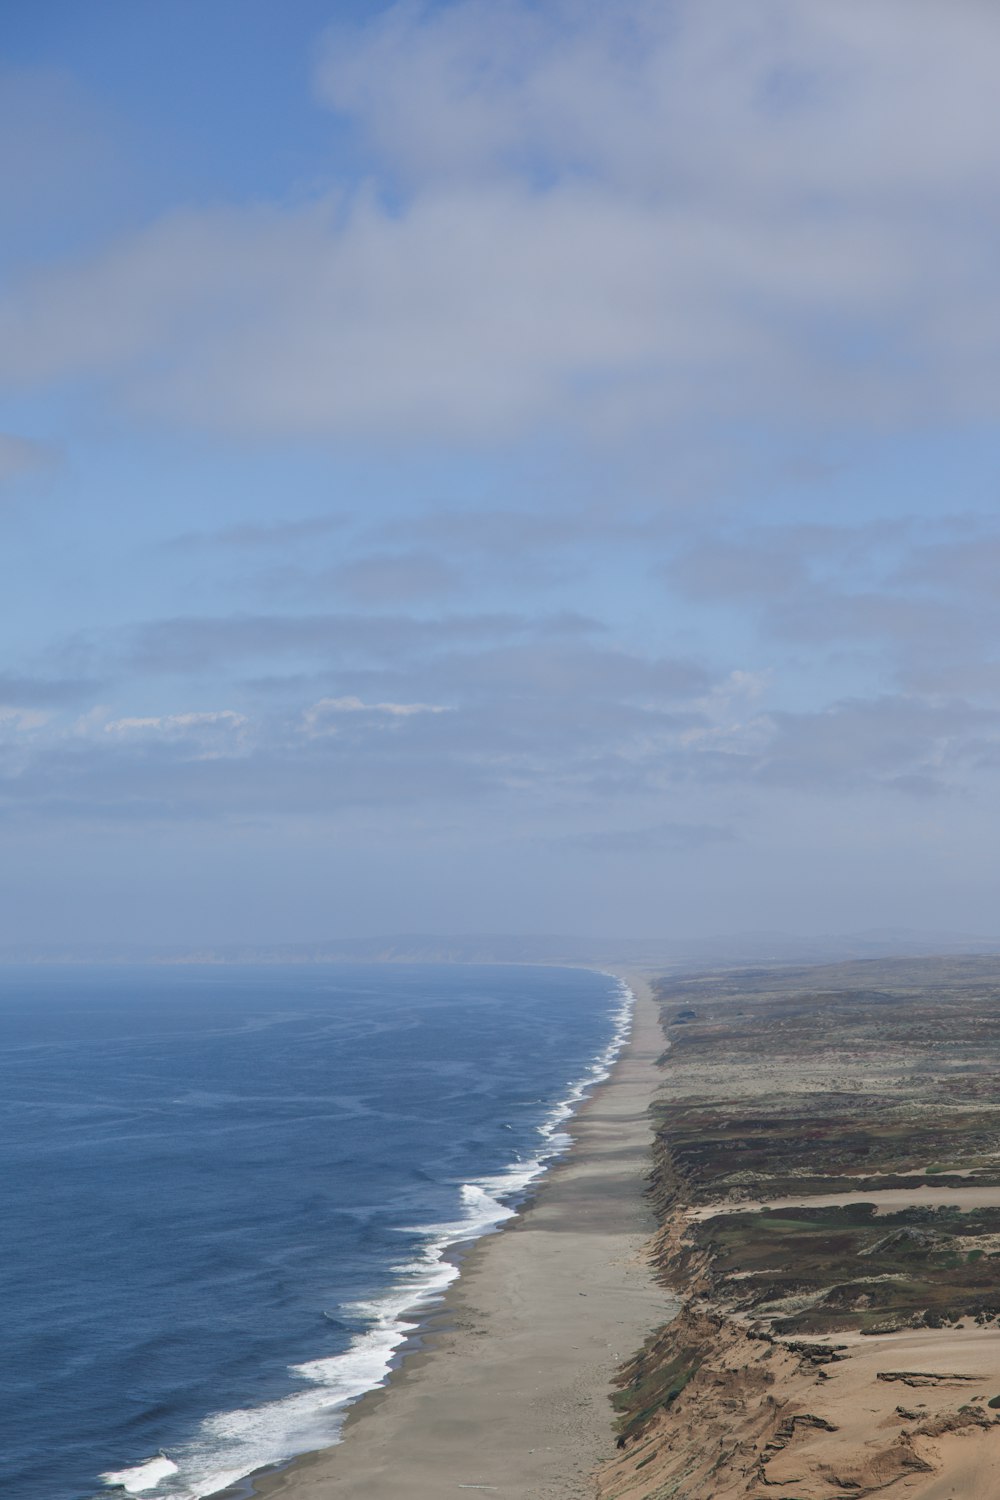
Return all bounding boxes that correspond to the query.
[99,976,634,1500]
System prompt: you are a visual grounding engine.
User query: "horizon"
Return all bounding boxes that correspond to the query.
[5,3,1000,945]
[5,924,1000,971]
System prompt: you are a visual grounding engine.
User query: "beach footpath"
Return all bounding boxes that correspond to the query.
[234,975,674,1500]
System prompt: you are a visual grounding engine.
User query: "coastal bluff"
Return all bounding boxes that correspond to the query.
[600,955,1000,1499]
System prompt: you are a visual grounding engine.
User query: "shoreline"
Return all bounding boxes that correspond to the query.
[214,971,673,1500]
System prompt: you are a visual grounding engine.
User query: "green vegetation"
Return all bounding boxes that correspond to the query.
[687,1203,1000,1334]
[649,956,1000,1336]
[611,1327,705,1443]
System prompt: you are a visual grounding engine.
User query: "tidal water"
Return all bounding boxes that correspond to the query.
[0,962,630,1500]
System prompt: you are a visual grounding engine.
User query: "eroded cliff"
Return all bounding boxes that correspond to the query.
[599,957,1000,1499]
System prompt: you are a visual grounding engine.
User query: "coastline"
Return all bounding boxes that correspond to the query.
[600,958,1000,1499]
[215,971,673,1500]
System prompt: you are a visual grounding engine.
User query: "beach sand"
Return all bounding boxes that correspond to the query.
[226,972,674,1500]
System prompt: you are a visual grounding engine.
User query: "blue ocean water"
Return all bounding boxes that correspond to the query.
[0,963,630,1500]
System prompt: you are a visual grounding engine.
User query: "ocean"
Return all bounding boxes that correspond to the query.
[0,962,631,1500]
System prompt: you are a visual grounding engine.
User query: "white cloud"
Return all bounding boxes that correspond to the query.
[103,710,248,735]
[316,0,1000,199]
[681,671,774,756]
[2,3,1000,441]
[0,706,48,733]
[301,696,449,736]
[100,711,251,758]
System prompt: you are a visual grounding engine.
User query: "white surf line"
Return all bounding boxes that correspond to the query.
[103,974,634,1500]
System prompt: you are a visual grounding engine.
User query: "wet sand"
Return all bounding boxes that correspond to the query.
[225,973,674,1500]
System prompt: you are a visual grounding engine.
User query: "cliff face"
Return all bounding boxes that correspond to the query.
[598,958,1000,1500]
[598,1306,962,1500]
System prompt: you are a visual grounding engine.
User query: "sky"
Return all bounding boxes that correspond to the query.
[4,0,1000,947]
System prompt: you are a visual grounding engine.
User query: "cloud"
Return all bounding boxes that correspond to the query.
[103,710,248,736]
[380,508,599,558]
[0,706,48,734]
[665,538,810,604]
[0,600,717,824]
[558,820,737,854]
[5,631,1000,831]
[896,534,1000,599]
[301,696,449,736]
[116,609,574,674]
[418,638,710,704]
[660,515,1000,712]
[4,4,1000,444]
[165,516,344,553]
[97,710,250,761]
[0,722,491,826]
[0,673,101,706]
[315,1,1000,199]
[326,551,459,605]
[749,694,998,794]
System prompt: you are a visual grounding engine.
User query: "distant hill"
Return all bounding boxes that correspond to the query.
[2,927,1000,969]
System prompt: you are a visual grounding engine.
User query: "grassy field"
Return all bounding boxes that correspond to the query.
[645,958,1000,1336]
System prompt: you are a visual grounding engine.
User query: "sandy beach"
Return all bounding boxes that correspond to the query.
[221,974,672,1500]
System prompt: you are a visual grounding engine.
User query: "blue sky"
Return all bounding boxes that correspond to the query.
[4,1,1000,946]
